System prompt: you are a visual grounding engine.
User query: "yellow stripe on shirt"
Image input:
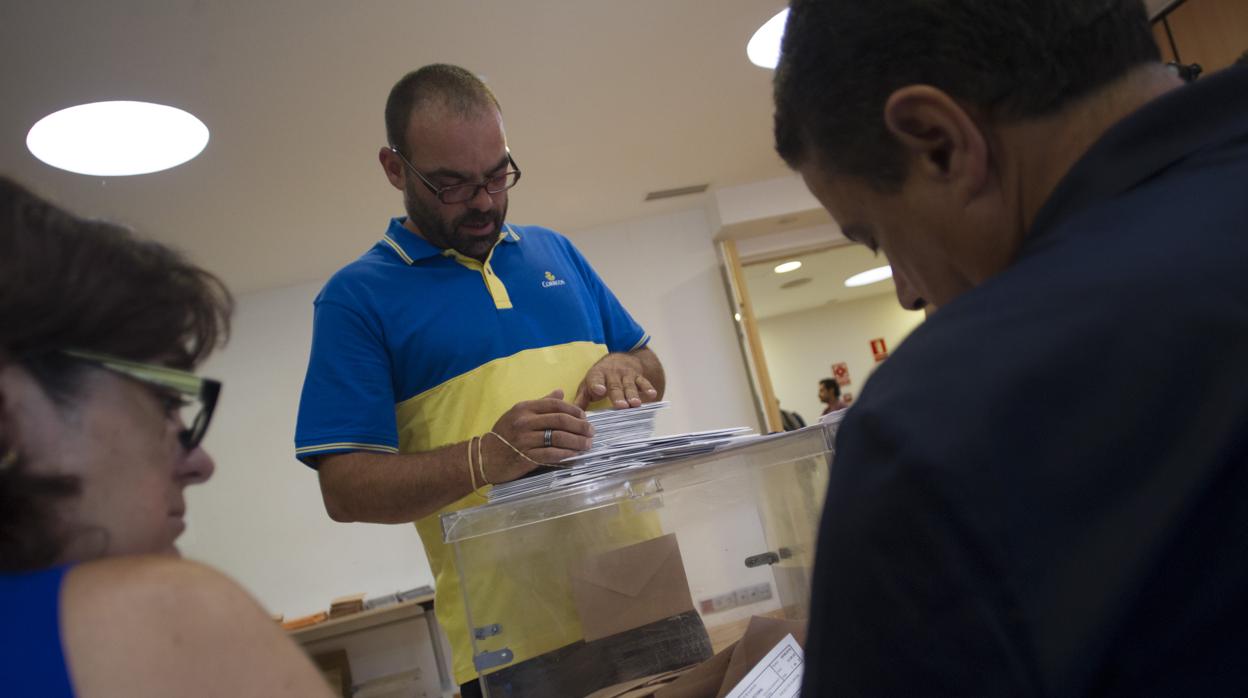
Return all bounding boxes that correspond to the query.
[398,341,660,685]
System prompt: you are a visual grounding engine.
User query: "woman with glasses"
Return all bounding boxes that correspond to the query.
[0,177,333,697]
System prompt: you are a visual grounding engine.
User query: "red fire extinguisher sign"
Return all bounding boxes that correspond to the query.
[870,338,888,362]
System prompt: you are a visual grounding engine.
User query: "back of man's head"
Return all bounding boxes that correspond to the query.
[774,0,1159,189]
[385,64,501,156]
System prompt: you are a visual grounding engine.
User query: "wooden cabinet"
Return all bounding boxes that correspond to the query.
[289,596,456,698]
[1154,0,1248,73]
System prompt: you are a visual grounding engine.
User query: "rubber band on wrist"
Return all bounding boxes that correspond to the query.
[485,431,570,469]
[476,433,490,486]
[466,436,479,491]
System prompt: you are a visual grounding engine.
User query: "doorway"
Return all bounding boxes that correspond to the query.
[721,236,925,431]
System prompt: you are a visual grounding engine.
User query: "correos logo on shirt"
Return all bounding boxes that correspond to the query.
[542,271,566,288]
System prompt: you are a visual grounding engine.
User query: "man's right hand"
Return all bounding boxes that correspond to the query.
[482,389,594,484]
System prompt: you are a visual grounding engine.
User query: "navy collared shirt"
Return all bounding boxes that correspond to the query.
[804,66,1248,696]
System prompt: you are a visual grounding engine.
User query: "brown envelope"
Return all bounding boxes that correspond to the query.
[584,666,696,698]
[654,644,735,698]
[569,533,696,643]
[715,616,806,698]
[654,616,808,698]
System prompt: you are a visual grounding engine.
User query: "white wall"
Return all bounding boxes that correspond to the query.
[182,280,435,619]
[757,293,925,425]
[566,207,760,437]
[180,206,760,619]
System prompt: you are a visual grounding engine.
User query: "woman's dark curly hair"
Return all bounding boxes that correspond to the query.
[0,176,232,571]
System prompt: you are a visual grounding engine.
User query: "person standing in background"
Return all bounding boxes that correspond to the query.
[780,401,807,430]
[817,377,842,415]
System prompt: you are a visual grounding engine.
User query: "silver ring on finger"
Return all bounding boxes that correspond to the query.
[543,428,553,448]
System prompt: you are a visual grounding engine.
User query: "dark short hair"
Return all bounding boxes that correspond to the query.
[0,176,232,571]
[774,0,1160,189]
[385,64,502,156]
[820,378,841,398]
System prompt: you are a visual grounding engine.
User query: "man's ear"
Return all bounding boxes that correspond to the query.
[378,147,406,192]
[882,86,990,200]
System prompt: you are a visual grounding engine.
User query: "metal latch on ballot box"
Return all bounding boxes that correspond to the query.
[472,624,513,671]
[473,647,514,671]
[744,546,794,568]
[473,623,502,640]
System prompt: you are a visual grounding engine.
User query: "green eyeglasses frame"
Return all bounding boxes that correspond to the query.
[61,349,221,452]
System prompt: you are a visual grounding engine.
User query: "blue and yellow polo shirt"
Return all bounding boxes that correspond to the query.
[295,218,655,685]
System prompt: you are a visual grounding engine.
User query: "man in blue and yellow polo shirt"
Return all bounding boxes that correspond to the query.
[294,65,697,697]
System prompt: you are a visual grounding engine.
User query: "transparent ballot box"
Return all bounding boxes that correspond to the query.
[440,423,837,698]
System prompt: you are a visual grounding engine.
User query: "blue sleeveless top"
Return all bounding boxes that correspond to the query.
[2,565,75,697]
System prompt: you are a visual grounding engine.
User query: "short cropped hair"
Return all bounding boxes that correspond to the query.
[0,176,232,571]
[385,63,502,156]
[820,378,841,399]
[774,0,1160,189]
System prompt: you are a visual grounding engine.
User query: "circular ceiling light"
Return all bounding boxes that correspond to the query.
[27,101,209,176]
[774,260,802,274]
[845,266,894,287]
[747,9,789,69]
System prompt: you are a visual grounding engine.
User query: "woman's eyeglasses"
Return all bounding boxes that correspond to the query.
[60,349,221,452]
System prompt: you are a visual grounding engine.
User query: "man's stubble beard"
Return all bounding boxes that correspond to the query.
[403,179,507,261]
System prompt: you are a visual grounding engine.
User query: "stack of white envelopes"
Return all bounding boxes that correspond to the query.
[581,400,670,451]
[487,401,754,503]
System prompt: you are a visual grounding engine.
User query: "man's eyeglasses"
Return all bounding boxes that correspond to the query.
[390,148,522,205]
[60,349,221,452]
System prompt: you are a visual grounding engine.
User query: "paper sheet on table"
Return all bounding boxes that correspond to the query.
[721,633,803,698]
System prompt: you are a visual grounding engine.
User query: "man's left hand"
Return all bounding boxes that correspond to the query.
[574,352,659,410]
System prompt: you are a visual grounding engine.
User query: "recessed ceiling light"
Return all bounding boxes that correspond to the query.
[774,260,802,274]
[845,266,894,287]
[747,9,789,69]
[27,101,209,176]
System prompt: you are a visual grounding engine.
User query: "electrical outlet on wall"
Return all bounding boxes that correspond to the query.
[699,583,773,615]
[741,582,772,604]
[734,587,752,606]
[755,582,773,602]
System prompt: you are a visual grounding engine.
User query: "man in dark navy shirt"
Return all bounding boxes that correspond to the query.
[773,1,1248,695]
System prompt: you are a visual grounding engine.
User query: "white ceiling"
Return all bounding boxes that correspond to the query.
[744,244,896,320]
[0,0,791,294]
